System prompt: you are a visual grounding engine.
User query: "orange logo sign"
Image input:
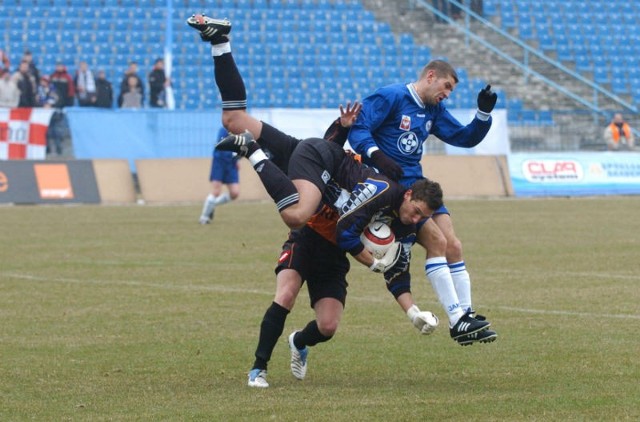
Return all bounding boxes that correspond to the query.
[34,164,74,199]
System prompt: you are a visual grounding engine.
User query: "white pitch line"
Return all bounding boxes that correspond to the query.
[4,272,640,320]
[482,268,640,281]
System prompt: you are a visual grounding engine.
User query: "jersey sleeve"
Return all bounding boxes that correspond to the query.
[348,87,397,158]
[323,117,350,145]
[431,107,492,148]
[334,177,397,255]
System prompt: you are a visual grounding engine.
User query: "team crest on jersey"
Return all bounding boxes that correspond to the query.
[426,120,433,132]
[399,115,411,131]
[397,131,421,155]
[321,170,331,184]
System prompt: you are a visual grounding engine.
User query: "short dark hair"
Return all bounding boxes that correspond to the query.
[409,178,444,212]
[419,60,459,84]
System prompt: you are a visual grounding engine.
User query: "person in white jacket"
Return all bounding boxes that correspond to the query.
[0,68,20,108]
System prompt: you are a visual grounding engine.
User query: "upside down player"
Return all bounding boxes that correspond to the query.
[186,14,493,387]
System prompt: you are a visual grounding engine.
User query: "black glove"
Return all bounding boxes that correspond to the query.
[384,245,411,283]
[370,150,403,182]
[477,84,497,114]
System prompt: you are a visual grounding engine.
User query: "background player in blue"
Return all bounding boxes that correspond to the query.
[199,126,240,225]
[348,59,498,343]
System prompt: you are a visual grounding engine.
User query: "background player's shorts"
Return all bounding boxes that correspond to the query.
[287,138,345,193]
[209,154,239,184]
[275,226,350,308]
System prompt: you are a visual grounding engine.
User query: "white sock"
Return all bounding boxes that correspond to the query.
[200,194,215,219]
[449,261,472,312]
[211,42,231,57]
[425,257,464,327]
[248,149,269,166]
[214,192,231,206]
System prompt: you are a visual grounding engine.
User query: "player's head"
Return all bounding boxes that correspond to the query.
[417,60,458,105]
[398,179,443,225]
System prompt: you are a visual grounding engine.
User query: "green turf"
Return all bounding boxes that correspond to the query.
[1,198,639,421]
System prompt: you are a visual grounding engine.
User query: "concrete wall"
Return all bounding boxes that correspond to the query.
[92,159,137,204]
[135,158,268,203]
[421,155,513,197]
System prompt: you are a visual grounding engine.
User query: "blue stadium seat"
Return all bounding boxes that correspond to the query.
[593,67,609,84]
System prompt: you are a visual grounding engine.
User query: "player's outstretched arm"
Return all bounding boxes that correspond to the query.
[323,101,362,145]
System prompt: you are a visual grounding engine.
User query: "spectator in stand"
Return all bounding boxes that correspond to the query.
[0,48,10,73]
[22,50,40,86]
[0,68,20,108]
[12,60,37,107]
[35,75,59,108]
[50,62,75,107]
[35,75,63,156]
[119,75,143,108]
[148,58,170,108]
[48,62,74,157]
[604,113,635,151]
[95,70,113,108]
[118,61,144,107]
[74,61,97,107]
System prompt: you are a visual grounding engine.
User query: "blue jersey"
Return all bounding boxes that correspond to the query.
[349,83,492,187]
[210,127,239,183]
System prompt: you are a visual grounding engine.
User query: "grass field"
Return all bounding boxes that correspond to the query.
[1,197,639,421]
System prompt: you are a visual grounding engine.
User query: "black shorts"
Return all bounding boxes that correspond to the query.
[258,122,302,174]
[275,226,350,308]
[287,138,346,193]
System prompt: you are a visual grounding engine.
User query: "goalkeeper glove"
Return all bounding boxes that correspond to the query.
[384,244,411,283]
[406,305,439,335]
[476,84,497,115]
[369,241,401,273]
[370,150,403,182]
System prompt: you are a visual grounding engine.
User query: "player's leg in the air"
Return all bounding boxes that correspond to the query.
[188,14,329,229]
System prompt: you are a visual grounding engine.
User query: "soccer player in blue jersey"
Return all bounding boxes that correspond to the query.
[199,126,240,224]
[348,60,498,343]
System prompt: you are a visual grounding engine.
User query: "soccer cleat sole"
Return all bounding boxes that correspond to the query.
[457,330,498,346]
[450,321,491,340]
[185,14,231,43]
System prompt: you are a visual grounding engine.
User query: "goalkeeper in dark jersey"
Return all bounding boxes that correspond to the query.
[186,14,494,388]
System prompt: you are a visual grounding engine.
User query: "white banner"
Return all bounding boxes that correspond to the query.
[253,108,510,156]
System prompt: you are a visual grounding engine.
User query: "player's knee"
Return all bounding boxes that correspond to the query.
[281,213,307,230]
[221,111,246,134]
[418,229,447,255]
[317,319,338,338]
[274,289,298,310]
[446,237,463,261]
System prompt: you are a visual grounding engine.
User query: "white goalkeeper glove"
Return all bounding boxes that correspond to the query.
[369,241,401,273]
[406,305,439,335]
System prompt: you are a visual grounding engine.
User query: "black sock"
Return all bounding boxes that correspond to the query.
[253,159,300,212]
[293,320,333,349]
[252,302,290,371]
[213,53,247,110]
